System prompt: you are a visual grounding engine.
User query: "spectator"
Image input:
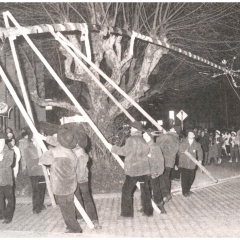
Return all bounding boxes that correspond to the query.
[178,129,203,197]
[25,133,46,214]
[207,136,218,165]
[7,138,21,179]
[199,131,209,165]
[222,130,231,157]
[18,129,30,172]
[0,132,15,224]
[229,131,239,163]
[215,130,224,164]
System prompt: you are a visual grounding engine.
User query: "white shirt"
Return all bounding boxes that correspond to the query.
[12,146,21,178]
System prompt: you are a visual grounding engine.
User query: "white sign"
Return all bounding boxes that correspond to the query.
[60,115,87,124]
[176,110,188,121]
[169,111,175,120]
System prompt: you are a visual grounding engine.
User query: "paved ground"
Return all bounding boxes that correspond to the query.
[1,155,240,238]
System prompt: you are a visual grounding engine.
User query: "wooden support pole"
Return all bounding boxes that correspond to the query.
[5,13,160,214]
[0,67,58,204]
[184,151,218,183]
[3,13,56,207]
[5,12,98,228]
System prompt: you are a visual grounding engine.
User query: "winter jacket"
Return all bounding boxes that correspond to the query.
[18,137,30,171]
[46,135,89,183]
[156,133,180,168]
[111,134,150,177]
[24,142,44,176]
[148,140,165,176]
[0,145,14,186]
[74,146,89,183]
[39,145,77,195]
[199,135,209,152]
[178,138,203,169]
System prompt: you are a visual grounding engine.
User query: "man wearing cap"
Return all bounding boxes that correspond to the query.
[39,128,82,233]
[0,132,15,224]
[178,129,203,197]
[156,128,180,204]
[142,129,166,213]
[108,121,153,218]
[38,126,101,229]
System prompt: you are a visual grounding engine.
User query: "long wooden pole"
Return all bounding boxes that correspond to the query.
[3,13,56,207]
[5,12,160,214]
[5,12,99,228]
[0,13,239,81]
[184,151,218,183]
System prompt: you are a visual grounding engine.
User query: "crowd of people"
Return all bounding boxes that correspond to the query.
[0,123,238,233]
[192,127,240,165]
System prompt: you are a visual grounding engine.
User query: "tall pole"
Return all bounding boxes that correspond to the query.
[3,13,56,207]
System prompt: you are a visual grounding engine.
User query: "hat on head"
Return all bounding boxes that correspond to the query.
[231,131,236,136]
[75,130,88,149]
[216,130,220,135]
[57,129,76,149]
[128,121,146,132]
[0,132,6,140]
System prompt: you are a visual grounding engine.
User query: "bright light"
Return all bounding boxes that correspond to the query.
[157,120,163,125]
[169,111,175,120]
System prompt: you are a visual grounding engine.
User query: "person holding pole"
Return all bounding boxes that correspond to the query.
[142,128,166,213]
[178,129,203,197]
[107,121,153,218]
[0,132,15,224]
[156,128,180,204]
[39,128,82,233]
[38,126,101,229]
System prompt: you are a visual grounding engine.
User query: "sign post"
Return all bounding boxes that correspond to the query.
[176,110,188,130]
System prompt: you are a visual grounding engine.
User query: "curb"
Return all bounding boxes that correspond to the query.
[16,174,240,204]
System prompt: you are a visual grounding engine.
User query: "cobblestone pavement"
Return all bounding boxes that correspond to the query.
[1,176,240,238]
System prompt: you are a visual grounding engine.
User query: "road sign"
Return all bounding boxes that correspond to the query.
[176,110,188,121]
[176,110,188,130]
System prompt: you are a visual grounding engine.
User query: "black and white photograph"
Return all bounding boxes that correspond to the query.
[0,2,239,238]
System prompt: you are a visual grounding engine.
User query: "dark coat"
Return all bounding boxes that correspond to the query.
[178,138,203,169]
[156,133,180,168]
[40,145,77,195]
[111,135,151,177]
[148,140,164,176]
[0,145,14,186]
[25,142,44,176]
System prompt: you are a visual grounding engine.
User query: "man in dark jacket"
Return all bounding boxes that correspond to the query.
[156,129,180,204]
[40,128,82,233]
[143,129,165,213]
[178,129,203,197]
[25,133,46,214]
[108,121,153,218]
[0,132,14,224]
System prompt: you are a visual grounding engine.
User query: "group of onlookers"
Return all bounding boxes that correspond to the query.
[193,127,240,164]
